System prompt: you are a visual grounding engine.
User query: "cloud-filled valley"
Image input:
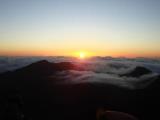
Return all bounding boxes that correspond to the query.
[1,56,159,90]
[55,70,158,89]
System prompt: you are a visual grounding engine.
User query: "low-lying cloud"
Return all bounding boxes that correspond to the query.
[54,70,158,89]
[0,56,160,89]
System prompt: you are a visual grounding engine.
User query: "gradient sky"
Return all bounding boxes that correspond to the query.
[0,0,160,57]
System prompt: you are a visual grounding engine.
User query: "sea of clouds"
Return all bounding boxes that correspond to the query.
[0,56,160,89]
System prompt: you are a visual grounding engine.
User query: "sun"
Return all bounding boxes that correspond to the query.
[79,52,86,59]
[73,51,92,59]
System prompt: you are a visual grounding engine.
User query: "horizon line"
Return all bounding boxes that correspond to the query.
[0,55,159,59]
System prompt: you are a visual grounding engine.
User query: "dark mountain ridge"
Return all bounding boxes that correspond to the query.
[121,66,152,77]
[0,60,83,78]
[0,60,160,120]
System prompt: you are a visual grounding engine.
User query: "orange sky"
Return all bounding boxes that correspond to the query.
[0,0,160,58]
[0,48,159,58]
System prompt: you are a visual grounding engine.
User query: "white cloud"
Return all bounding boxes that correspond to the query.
[0,56,159,90]
[53,70,158,89]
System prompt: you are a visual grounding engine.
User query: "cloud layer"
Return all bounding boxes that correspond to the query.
[0,56,159,89]
[54,70,158,89]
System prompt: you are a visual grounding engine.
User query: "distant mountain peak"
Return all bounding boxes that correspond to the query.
[121,66,152,77]
[2,60,82,78]
[32,60,49,64]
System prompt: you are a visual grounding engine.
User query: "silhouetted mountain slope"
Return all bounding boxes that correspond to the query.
[121,66,152,77]
[0,60,160,120]
[16,60,81,76]
[0,60,83,78]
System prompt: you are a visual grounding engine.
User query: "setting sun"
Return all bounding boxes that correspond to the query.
[72,51,94,59]
[79,52,86,59]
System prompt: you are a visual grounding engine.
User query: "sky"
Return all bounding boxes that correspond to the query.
[0,0,160,57]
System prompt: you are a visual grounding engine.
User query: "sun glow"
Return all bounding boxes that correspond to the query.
[79,52,86,59]
[73,51,95,59]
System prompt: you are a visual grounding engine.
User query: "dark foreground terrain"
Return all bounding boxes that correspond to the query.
[0,60,160,120]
